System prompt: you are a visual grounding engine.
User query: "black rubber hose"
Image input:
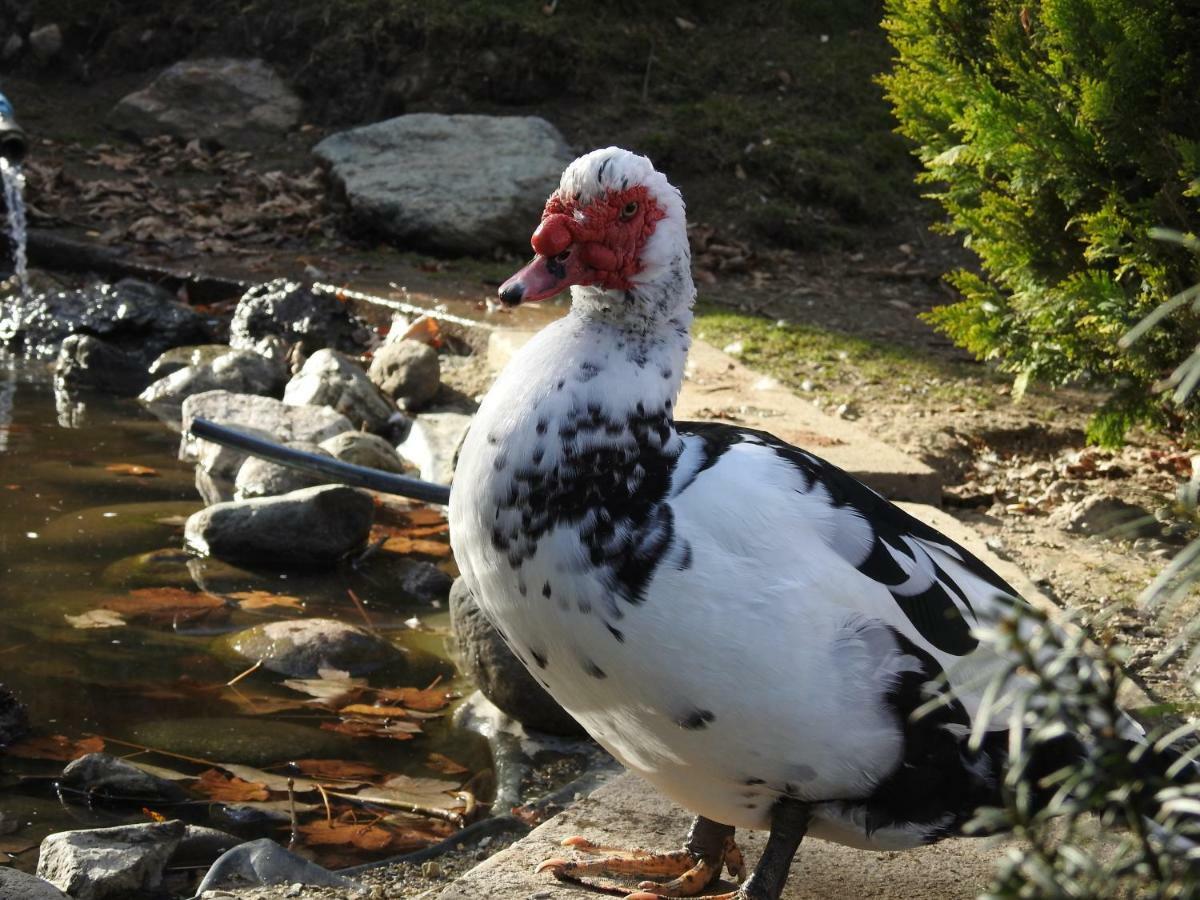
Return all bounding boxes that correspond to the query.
[187,417,451,505]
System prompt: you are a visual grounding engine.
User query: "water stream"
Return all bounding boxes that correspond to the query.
[0,156,27,296]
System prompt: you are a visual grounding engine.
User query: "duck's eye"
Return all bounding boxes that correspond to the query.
[620,201,639,220]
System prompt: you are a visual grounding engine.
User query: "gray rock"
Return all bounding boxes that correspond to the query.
[37,820,185,900]
[194,838,354,894]
[224,617,402,676]
[398,560,454,601]
[368,339,441,410]
[179,390,353,476]
[0,868,70,900]
[229,279,374,358]
[140,348,284,407]
[313,113,571,254]
[28,24,61,62]
[0,278,208,362]
[319,430,415,474]
[131,718,348,767]
[173,825,241,867]
[2,34,24,62]
[60,753,185,802]
[0,683,29,748]
[284,348,397,432]
[397,410,473,484]
[53,335,151,396]
[184,484,374,566]
[449,577,583,737]
[1051,494,1158,539]
[147,343,232,378]
[107,58,301,150]
[234,441,332,500]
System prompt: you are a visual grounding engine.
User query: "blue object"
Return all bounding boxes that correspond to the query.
[0,91,27,163]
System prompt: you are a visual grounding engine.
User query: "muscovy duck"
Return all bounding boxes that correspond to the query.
[448,148,1079,899]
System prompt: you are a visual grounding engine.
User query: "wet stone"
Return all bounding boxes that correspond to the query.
[229,279,374,358]
[319,429,416,474]
[223,617,403,676]
[234,441,333,500]
[368,338,441,411]
[54,334,151,396]
[131,717,349,767]
[449,577,584,737]
[39,500,202,558]
[140,348,285,408]
[184,484,374,567]
[0,278,208,362]
[60,753,185,802]
[37,819,185,900]
[101,548,259,591]
[283,348,398,433]
[397,410,473,484]
[0,869,70,900]
[147,344,233,378]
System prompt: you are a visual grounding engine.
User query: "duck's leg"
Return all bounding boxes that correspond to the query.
[629,799,812,900]
[536,815,744,897]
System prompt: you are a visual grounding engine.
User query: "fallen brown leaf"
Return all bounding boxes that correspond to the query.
[104,588,230,628]
[426,752,470,775]
[194,768,270,802]
[297,817,394,851]
[374,686,453,713]
[228,590,305,611]
[105,463,160,477]
[3,734,104,761]
[293,759,388,782]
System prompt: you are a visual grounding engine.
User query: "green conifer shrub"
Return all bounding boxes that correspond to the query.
[880,0,1200,444]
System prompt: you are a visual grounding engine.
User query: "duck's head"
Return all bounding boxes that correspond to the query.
[499,147,689,310]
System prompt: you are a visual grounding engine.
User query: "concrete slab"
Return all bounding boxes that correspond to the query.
[437,770,1021,900]
[488,329,941,504]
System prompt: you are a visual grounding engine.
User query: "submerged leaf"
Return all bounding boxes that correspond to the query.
[194,768,270,802]
[4,734,104,761]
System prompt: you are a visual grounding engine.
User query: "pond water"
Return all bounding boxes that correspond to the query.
[0,354,495,872]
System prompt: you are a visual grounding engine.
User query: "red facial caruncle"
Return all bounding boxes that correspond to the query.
[498,186,666,307]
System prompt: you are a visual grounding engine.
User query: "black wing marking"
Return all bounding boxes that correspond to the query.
[676,421,1021,656]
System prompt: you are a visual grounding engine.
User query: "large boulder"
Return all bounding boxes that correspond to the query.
[449,578,584,737]
[229,279,374,359]
[283,348,397,432]
[37,820,185,900]
[0,278,208,362]
[313,114,571,254]
[107,58,301,149]
[184,484,374,566]
[368,339,441,411]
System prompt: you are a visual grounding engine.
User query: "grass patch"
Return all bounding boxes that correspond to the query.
[693,303,997,408]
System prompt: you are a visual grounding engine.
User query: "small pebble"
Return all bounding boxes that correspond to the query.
[422,860,442,878]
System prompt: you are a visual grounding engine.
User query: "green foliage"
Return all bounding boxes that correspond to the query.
[880,0,1200,444]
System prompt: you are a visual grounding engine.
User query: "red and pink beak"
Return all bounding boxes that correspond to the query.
[498,213,617,306]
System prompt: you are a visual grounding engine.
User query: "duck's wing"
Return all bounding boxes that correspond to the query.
[669,421,1023,703]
